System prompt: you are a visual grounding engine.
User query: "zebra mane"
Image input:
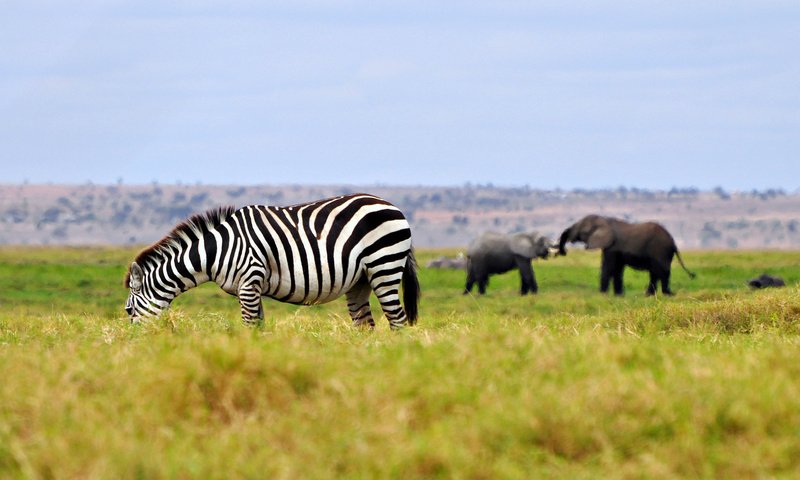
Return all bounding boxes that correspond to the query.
[124,206,236,287]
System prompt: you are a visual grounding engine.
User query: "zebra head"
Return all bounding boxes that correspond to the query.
[125,261,168,322]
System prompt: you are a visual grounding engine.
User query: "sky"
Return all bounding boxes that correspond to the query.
[1,1,798,190]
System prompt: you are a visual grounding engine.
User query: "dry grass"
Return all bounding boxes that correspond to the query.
[1,247,800,478]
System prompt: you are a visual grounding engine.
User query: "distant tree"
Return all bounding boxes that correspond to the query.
[476,197,509,208]
[713,186,730,200]
[700,222,722,246]
[227,187,246,198]
[189,192,208,205]
[668,186,699,197]
[129,191,152,201]
[4,207,27,223]
[112,203,133,226]
[725,219,750,230]
[52,227,68,240]
[39,207,62,225]
[266,192,284,203]
[157,206,194,224]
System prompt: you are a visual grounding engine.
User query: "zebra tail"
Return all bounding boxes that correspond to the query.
[402,250,421,326]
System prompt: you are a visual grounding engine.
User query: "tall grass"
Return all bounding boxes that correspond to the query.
[1,247,799,478]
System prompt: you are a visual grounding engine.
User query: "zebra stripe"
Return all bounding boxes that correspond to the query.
[124,193,419,329]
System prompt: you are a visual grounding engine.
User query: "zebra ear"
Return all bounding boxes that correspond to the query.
[130,262,144,289]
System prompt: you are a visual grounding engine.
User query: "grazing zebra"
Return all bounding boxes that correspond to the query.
[124,193,420,329]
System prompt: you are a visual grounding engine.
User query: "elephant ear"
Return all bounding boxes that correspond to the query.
[586,225,614,249]
[467,231,501,257]
[509,233,537,258]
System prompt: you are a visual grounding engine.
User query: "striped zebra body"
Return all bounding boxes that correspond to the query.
[124,194,419,329]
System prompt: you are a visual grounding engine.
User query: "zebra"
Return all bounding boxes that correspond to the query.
[124,193,420,329]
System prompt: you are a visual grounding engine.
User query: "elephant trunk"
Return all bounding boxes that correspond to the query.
[557,227,573,255]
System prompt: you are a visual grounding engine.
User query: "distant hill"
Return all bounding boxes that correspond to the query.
[1,183,799,249]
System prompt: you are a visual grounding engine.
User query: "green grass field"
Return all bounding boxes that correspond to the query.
[1,246,800,478]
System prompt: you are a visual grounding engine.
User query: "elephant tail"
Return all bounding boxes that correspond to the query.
[674,247,697,279]
[402,250,420,326]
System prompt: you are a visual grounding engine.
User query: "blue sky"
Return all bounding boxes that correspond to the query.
[1,1,798,190]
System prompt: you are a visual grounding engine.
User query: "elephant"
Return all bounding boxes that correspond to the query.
[464,231,552,295]
[558,215,695,296]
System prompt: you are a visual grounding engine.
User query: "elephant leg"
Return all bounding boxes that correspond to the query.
[646,270,658,296]
[600,271,611,293]
[612,264,625,296]
[478,275,488,294]
[599,251,615,293]
[661,267,674,295]
[515,256,537,295]
[647,261,673,296]
[464,268,476,294]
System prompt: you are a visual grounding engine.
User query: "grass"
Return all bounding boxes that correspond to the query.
[1,246,800,478]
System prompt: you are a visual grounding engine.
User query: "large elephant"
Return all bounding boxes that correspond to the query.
[465,231,551,295]
[558,215,695,296]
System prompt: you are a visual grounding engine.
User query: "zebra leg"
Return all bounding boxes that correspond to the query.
[237,256,266,326]
[369,276,407,330]
[238,283,264,326]
[345,279,375,328]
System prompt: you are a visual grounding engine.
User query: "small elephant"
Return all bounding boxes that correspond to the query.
[465,231,552,295]
[558,215,695,296]
[748,274,785,289]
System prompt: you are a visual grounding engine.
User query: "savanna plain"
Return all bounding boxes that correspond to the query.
[1,246,800,479]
